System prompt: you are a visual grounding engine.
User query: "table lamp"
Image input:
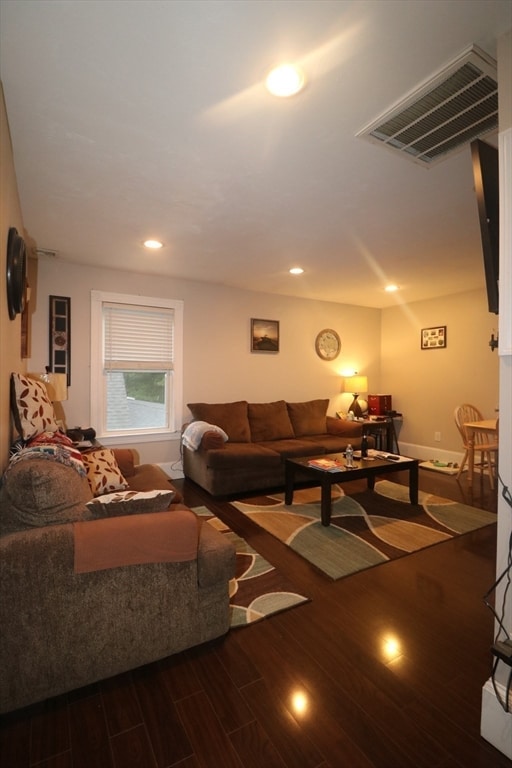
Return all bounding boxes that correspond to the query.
[344,375,368,418]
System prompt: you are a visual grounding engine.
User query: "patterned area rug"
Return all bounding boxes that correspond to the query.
[193,506,310,626]
[231,481,496,580]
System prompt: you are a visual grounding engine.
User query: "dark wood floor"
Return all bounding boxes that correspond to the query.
[1,469,509,768]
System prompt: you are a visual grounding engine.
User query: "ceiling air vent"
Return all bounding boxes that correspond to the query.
[356,44,497,167]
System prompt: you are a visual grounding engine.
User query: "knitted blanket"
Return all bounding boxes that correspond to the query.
[7,431,86,477]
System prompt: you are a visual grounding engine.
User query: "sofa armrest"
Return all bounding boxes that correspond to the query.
[111,448,182,502]
[73,509,200,573]
[112,448,139,477]
[197,521,236,587]
[326,416,363,437]
[124,462,183,504]
[0,516,234,712]
[200,431,226,450]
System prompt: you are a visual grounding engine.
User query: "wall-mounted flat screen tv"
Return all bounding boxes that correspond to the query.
[470,138,499,315]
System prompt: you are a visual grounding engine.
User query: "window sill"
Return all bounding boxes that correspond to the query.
[97,431,181,447]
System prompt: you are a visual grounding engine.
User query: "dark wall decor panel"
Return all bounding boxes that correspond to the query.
[49,295,71,385]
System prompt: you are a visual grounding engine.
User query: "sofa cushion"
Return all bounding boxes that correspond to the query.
[0,458,93,535]
[300,434,353,453]
[86,489,175,517]
[82,449,130,496]
[10,373,60,441]
[248,400,294,442]
[287,399,329,437]
[256,438,325,459]
[204,443,281,470]
[188,401,251,443]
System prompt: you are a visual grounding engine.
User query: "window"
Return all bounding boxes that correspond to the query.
[91,291,183,440]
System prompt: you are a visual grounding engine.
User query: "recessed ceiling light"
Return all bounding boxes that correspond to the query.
[289,267,304,275]
[144,239,163,249]
[385,284,398,292]
[266,64,305,97]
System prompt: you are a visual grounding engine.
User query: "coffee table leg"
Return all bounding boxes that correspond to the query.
[321,477,332,526]
[409,462,419,504]
[285,461,294,505]
[367,475,375,491]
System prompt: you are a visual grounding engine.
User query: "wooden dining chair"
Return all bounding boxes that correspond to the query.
[454,403,498,487]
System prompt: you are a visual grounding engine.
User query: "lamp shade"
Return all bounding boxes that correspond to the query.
[344,375,368,394]
[27,372,68,402]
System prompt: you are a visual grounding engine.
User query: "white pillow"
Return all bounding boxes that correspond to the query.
[86,489,175,516]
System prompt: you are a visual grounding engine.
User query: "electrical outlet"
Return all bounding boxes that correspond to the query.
[434,432,441,442]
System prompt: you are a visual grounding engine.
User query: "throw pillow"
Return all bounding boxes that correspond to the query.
[287,399,329,436]
[187,401,251,442]
[86,489,175,517]
[248,400,294,442]
[10,372,60,441]
[82,448,129,496]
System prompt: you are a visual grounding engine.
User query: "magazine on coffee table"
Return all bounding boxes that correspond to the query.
[308,451,413,469]
[307,457,345,471]
[370,450,413,463]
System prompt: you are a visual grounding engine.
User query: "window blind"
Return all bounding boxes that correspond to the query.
[103,303,174,371]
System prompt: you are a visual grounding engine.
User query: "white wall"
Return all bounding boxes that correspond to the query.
[28,257,381,464]
[28,251,501,469]
[381,288,499,460]
[480,27,512,760]
[0,83,26,469]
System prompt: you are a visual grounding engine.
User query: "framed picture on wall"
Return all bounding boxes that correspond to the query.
[421,325,447,350]
[49,296,71,384]
[251,318,279,353]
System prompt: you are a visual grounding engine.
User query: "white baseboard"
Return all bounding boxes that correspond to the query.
[158,462,184,479]
[402,442,495,478]
[481,679,512,759]
[400,442,464,465]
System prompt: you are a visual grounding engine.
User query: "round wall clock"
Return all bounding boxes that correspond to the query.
[6,227,27,320]
[315,328,341,360]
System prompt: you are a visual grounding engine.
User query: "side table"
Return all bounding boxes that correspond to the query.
[362,417,401,454]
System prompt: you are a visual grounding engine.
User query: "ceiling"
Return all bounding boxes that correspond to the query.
[1,0,511,309]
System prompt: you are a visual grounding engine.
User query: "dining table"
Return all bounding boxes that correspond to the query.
[463,418,498,485]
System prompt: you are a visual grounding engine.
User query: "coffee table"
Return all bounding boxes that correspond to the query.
[285,452,419,526]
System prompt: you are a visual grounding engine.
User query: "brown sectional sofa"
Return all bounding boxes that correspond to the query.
[183,398,367,497]
[0,448,235,713]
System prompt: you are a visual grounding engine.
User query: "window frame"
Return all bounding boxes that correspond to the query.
[90,290,183,444]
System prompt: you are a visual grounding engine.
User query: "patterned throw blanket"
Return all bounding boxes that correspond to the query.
[7,431,86,477]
